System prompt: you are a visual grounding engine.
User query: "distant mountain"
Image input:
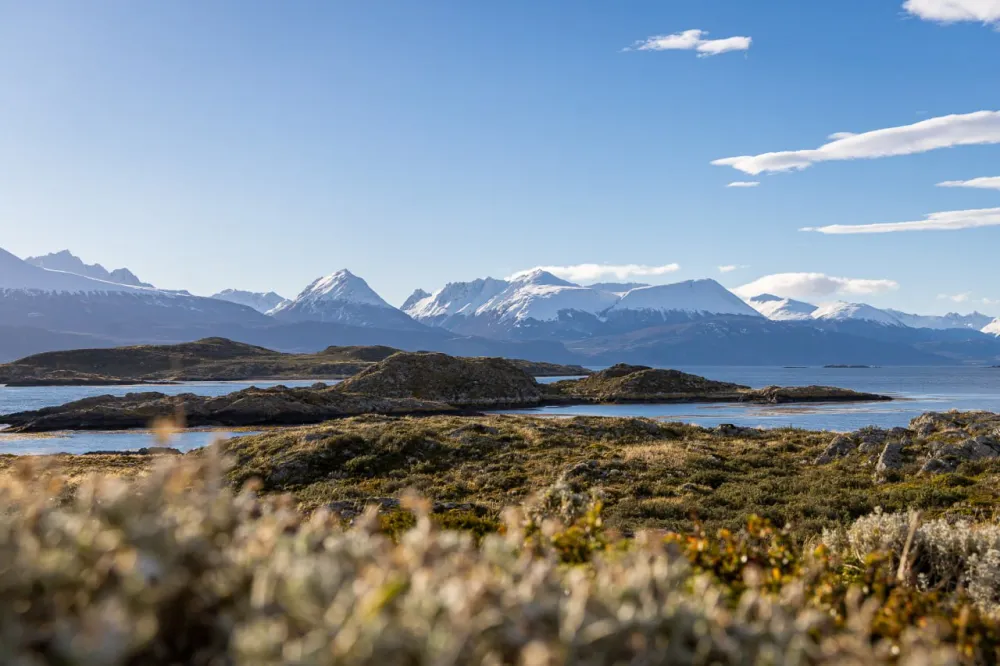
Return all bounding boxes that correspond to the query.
[811,302,904,326]
[609,279,758,317]
[0,247,268,342]
[588,282,649,294]
[746,293,818,321]
[885,309,994,331]
[569,317,947,366]
[270,270,425,330]
[211,289,289,314]
[400,289,430,312]
[984,319,1000,337]
[25,250,153,287]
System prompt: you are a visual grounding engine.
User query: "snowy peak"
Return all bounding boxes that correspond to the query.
[484,279,619,323]
[811,302,904,326]
[508,269,577,288]
[401,289,431,312]
[609,279,761,317]
[406,278,510,320]
[269,269,423,330]
[292,270,391,309]
[984,318,1000,336]
[25,250,153,287]
[211,289,289,314]
[747,293,818,321]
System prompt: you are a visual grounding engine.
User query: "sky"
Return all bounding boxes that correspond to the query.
[1,0,999,314]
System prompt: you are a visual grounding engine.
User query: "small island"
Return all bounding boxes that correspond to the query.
[0,337,592,386]
[823,364,879,369]
[0,354,891,433]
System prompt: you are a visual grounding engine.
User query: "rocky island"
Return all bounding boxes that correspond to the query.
[0,352,891,432]
[0,337,592,385]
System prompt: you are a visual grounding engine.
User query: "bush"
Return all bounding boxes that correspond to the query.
[0,456,989,665]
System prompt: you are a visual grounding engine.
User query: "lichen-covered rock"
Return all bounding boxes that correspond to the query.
[922,437,1000,474]
[815,435,857,464]
[335,352,543,408]
[549,364,747,403]
[875,441,905,479]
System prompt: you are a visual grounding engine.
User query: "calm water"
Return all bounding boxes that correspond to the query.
[0,379,329,455]
[508,366,1000,431]
[1,368,999,453]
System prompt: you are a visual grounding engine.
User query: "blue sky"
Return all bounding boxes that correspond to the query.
[2,0,999,313]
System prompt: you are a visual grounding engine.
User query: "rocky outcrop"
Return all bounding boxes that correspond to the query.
[875,441,905,480]
[740,385,891,405]
[335,352,544,408]
[0,386,456,432]
[815,435,858,464]
[548,364,747,403]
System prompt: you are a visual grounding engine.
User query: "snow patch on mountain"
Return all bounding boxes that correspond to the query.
[211,289,289,314]
[746,293,818,321]
[588,281,650,295]
[608,279,762,317]
[983,318,1000,336]
[811,302,904,326]
[25,250,153,287]
[1,248,145,294]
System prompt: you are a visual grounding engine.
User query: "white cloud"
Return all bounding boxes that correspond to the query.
[627,29,752,56]
[801,207,1000,234]
[712,111,1000,175]
[903,0,1000,24]
[733,273,899,300]
[937,292,972,303]
[726,181,760,188]
[513,263,681,283]
[938,176,1000,190]
[718,265,749,273]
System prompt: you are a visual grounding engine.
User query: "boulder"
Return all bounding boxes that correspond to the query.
[815,435,857,465]
[875,441,905,478]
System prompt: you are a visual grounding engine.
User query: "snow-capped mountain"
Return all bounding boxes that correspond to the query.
[746,293,818,321]
[0,247,267,337]
[406,278,510,325]
[25,250,153,287]
[811,302,904,326]
[270,269,424,330]
[983,318,1000,337]
[211,289,289,314]
[400,289,431,312]
[407,274,762,340]
[608,279,762,318]
[885,310,994,331]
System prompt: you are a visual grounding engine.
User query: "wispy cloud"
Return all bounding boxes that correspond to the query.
[801,207,1000,234]
[712,111,1000,175]
[726,181,760,188]
[937,292,972,303]
[938,176,1000,190]
[903,0,1000,24]
[718,265,749,273]
[733,273,899,300]
[512,263,681,283]
[626,29,751,57]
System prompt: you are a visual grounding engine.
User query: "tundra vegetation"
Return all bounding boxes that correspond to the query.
[1,408,1000,663]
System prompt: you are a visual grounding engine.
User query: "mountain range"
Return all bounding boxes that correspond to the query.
[2,247,999,366]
